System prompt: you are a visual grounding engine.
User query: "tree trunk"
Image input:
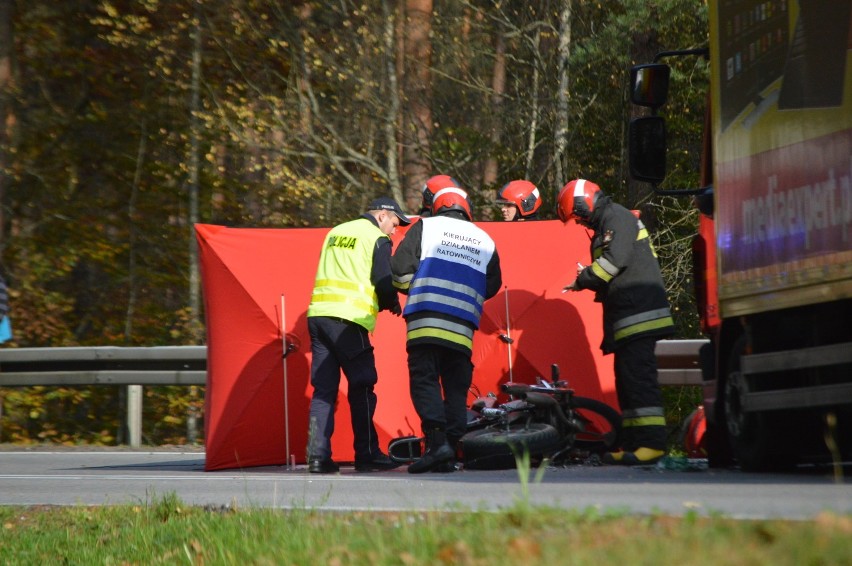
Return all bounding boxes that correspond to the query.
[124,119,146,344]
[382,0,404,207]
[188,1,202,343]
[481,29,506,219]
[402,0,433,213]
[525,30,541,179]
[186,2,204,444]
[0,0,14,249]
[553,0,572,190]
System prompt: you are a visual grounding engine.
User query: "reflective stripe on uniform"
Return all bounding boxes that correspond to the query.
[637,227,660,259]
[622,415,667,427]
[622,406,666,428]
[410,276,485,305]
[622,406,664,418]
[406,316,475,341]
[392,272,413,291]
[613,308,674,342]
[309,293,377,317]
[591,259,617,282]
[614,316,675,341]
[407,326,473,350]
[591,262,612,282]
[406,290,481,319]
[595,256,620,278]
[314,278,370,294]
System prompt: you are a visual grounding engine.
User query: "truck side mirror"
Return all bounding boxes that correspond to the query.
[629,116,667,184]
[630,64,670,108]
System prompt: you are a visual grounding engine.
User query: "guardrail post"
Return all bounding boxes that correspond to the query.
[187,384,199,443]
[127,385,142,447]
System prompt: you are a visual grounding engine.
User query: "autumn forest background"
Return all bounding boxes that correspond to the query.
[0,0,709,446]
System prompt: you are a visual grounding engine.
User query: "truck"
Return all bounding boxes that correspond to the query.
[628,0,852,470]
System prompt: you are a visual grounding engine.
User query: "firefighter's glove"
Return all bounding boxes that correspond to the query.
[562,279,580,293]
[390,302,403,316]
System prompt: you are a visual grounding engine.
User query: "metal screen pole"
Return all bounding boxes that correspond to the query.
[504,287,513,382]
[281,294,292,468]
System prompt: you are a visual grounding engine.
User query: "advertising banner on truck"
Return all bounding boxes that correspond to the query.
[711,0,852,316]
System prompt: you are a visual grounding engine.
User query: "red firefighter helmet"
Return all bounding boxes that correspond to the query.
[432,187,472,220]
[422,175,462,210]
[557,179,603,223]
[496,180,542,218]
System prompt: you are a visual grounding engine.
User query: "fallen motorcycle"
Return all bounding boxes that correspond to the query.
[388,364,622,470]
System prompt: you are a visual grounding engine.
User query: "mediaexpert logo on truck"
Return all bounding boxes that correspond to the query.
[718,129,852,272]
[742,165,851,247]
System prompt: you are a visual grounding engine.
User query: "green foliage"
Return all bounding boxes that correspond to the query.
[148,491,186,523]
[0,385,202,446]
[512,448,550,520]
[663,385,704,451]
[1,500,851,565]
[0,1,710,445]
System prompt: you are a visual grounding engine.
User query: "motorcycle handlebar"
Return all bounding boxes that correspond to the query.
[501,382,531,397]
[502,381,573,397]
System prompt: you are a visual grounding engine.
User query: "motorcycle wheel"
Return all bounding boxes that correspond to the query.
[461,422,561,470]
[570,396,622,454]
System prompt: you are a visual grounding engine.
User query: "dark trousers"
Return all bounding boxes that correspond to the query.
[407,345,473,447]
[307,316,380,461]
[614,335,667,451]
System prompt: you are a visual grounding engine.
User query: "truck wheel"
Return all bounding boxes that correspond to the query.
[461,422,562,470]
[705,416,734,468]
[723,337,785,471]
[725,369,769,470]
[701,340,734,468]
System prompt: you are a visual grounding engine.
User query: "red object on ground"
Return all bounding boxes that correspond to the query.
[683,405,708,458]
[197,220,616,471]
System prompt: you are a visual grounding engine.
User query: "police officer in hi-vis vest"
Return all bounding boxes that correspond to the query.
[306,197,410,474]
[392,187,502,473]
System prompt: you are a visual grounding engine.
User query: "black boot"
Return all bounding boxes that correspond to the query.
[433,434,460,473]
[408,429,454,474]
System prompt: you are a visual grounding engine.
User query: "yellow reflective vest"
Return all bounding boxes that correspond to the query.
[307,218,386,332]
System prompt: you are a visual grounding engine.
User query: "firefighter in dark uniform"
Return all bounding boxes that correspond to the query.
[496,179,543,221]
[306,197,410,474]
[392,187,502,473]
[557,179,675,465]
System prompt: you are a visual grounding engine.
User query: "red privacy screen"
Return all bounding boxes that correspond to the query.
[197,220,615,471]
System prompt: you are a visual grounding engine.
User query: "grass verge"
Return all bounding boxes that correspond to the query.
[1,494,851,565]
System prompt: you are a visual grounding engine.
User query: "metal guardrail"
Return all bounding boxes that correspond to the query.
[0,341,708,387]
[0,346,206,447]
[655,339,707,386]
[0,346,206,386]
[0,340,708,446]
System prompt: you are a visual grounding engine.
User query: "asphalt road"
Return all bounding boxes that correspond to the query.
[1,448,849,520]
